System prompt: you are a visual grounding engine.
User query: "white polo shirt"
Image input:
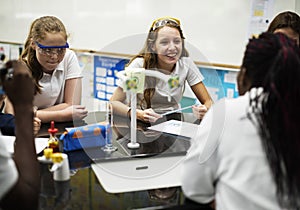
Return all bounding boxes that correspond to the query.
[181,90,281,210]
[0,133,18,200]
[33,49,82,109]
[118,57,204,113]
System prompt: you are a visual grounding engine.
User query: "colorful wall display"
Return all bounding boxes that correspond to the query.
[93,56,239,104]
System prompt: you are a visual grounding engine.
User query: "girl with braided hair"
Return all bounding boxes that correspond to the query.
[181,32,300,210]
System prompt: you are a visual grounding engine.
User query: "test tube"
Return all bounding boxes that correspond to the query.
[101,101,117,152]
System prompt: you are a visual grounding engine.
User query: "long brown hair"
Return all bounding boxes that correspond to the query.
[126,17,188,108]
[268,11,300,44]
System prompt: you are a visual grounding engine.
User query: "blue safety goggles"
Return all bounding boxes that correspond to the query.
[35,41,69,56]
[35,41,69,49]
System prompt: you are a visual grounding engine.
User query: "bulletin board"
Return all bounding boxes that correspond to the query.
[93,56,129,101]
[199,68,239,101]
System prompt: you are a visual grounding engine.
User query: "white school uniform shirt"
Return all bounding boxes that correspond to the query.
[33,49,82,109]
[0,133,18,200]
[181,89,281,210]
[118,57,204,113]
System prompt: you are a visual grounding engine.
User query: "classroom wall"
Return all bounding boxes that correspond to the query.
[296,0,300,13]
[0,0,296,66]
[0,0,297,110]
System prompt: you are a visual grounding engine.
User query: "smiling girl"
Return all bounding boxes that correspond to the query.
[110,16,212,123]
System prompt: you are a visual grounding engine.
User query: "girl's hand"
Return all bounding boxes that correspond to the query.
[63,105,88,121]
[192,105,208,120]
[33,117,41,136]
[137,108,162,123]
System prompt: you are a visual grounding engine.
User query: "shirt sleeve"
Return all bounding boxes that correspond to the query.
[185,57,204,86]
[0,135,18,200]
[65,50,82,80]
[127,58,144,68]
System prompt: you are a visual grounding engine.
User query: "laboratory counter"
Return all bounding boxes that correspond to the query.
[37,111,212,210]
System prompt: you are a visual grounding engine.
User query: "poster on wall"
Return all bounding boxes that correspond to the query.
[93,56,129,101]
[199,67,239,102]
[75,52,96,111]
[248,0,274,38]
[76,52,94,98]
[0,44,10,64]
[0,43,23,62]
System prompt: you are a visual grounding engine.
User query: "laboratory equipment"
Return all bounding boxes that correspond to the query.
[116,67,179,149]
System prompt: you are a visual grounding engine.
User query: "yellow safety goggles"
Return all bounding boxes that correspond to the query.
[151,16,181,31]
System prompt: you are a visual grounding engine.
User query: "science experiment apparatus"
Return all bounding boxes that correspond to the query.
[116,68,179,149]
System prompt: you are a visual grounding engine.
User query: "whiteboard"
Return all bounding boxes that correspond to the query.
[0,0,296,66]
